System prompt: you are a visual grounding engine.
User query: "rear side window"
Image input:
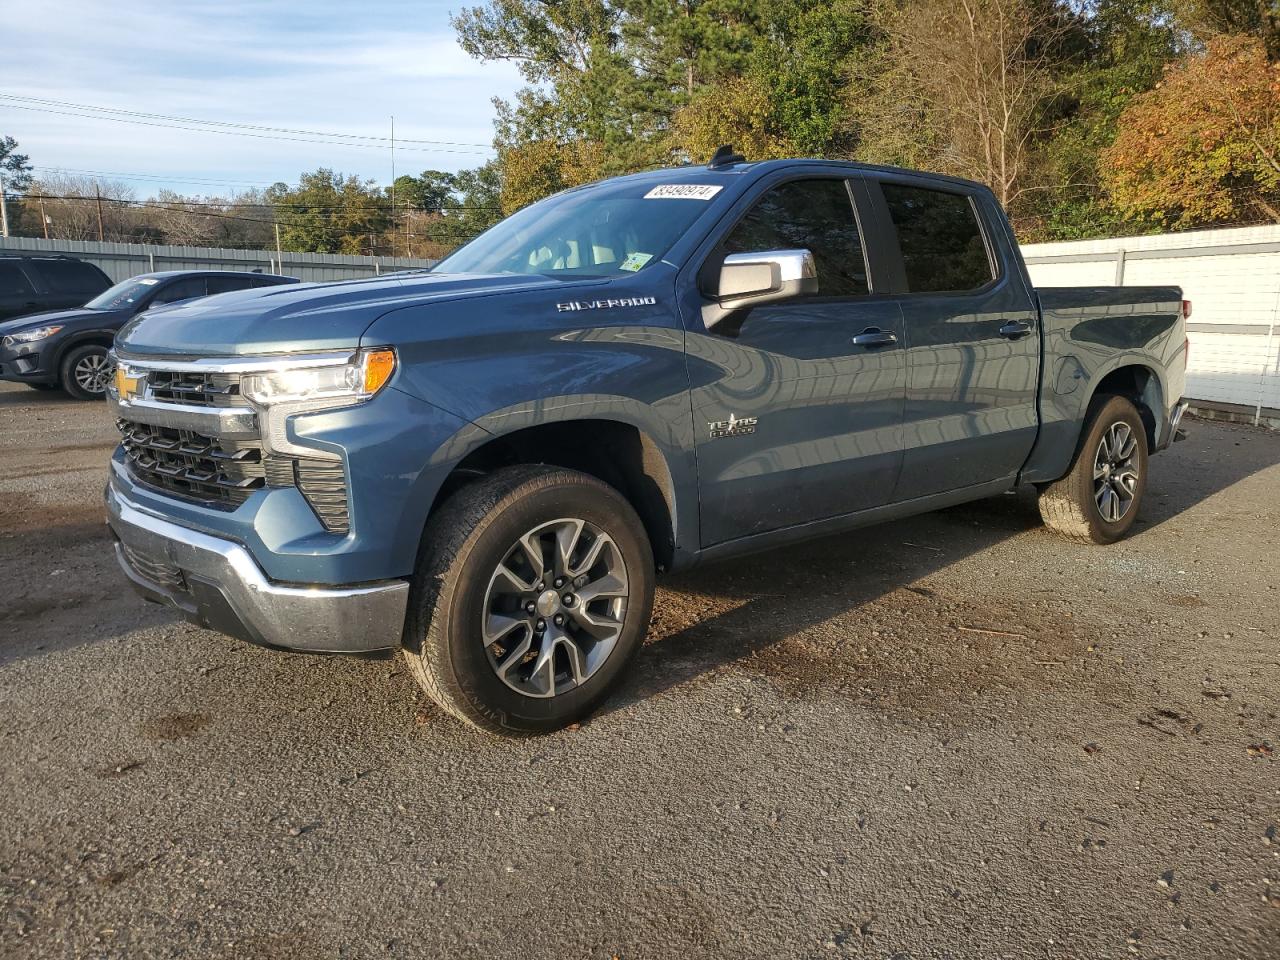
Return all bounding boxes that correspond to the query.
[0,262,35,296]
[31,259,107,294]
[722,178,869,297]
[881,184,993,293]
[206,276,255,295]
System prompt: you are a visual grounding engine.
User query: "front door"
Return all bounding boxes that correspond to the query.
[685,176,908,546]
[866,179,1041,501]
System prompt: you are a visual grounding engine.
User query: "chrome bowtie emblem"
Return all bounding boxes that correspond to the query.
[708,413,758,439]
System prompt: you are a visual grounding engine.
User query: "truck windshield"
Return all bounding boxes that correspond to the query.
[85,277,160,310]
[434,181,720,278]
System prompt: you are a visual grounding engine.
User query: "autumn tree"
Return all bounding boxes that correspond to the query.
[1103,34,1280,227]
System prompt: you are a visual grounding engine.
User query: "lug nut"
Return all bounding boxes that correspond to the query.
[535,619,546,631]
[535,581,545,591]
[553,614,565,627]
[562,594,575,607]
[554,577,565,589]
[525,602,536,614]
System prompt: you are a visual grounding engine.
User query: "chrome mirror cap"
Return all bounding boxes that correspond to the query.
[703,248,818,332]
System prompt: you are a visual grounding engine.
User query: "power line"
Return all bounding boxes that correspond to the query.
[0,102,492,156]
[0,92,494,149]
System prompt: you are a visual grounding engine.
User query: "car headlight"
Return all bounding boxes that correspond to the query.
[2,325,63,347]
[241,347,396,407]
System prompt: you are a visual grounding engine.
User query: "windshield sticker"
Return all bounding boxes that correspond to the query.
[619,252,653,272]
[137,278,160,285]
[643,184,722,201]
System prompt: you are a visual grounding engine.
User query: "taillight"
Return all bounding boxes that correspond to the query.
[1181,299,1192,320]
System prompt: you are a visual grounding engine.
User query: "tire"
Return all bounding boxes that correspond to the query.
[403,465,655,735]
[1038,394,1148,545]
[59,344,112,401]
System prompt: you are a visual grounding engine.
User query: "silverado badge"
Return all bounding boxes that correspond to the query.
[708,413,758,439]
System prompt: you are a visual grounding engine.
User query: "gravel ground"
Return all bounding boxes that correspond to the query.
[0,380,1277,960]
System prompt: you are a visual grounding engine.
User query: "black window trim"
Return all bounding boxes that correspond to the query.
[697,171,878,303]
[869,174,1004,299]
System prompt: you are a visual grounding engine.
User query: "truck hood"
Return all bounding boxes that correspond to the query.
[114,273,600,358]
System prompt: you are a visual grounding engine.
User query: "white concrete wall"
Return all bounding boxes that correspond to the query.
[1022,225,1280,416]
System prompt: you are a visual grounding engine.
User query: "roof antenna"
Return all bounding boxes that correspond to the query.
[708,144,745,169]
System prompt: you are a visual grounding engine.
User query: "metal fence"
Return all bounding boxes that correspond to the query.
[0,235,437,283]
[1022,225,1280,426]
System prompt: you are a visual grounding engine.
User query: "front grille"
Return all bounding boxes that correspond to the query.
[120,542,186,592]
[118,419,264,508]
[146,370,247,408]
[116,363,349,530]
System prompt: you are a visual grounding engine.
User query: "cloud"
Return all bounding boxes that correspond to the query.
[2,0,524,195]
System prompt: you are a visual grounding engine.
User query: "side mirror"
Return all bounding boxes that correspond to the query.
[702,249,818,331]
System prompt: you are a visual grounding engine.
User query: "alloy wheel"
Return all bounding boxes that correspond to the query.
[74,353,112,395]
[1093,421,1139,523]
[482,517,629,698]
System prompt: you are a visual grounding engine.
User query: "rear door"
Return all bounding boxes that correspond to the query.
[865,177,1040,501]
[0,261,41,321]
[686,174,908,545]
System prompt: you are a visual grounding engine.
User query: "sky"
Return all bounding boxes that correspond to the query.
[2,0,524,197]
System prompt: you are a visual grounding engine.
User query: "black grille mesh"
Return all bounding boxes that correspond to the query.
[295,459,350,533]
[117,419,264,508]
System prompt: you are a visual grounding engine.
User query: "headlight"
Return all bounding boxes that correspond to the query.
[2,325,63,347]
[241,347,396,407]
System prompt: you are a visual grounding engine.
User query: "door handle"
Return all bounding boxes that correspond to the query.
[852,328,898,347]
[998,320,1033,340]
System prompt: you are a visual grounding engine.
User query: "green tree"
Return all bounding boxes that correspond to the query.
[0,135,33,193]
[267,169,391,255]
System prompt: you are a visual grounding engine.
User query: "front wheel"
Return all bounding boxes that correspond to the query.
[403,465,655,735]
[1038,394,1148,544]
[60,344,112,400]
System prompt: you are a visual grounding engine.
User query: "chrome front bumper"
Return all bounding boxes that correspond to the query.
[105,483,409,654]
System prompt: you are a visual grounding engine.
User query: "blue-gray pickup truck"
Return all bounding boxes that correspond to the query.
[105,154,1189,735]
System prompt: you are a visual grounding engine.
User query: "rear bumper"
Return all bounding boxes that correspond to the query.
[106,481,409,654]
[1163,400,1190,449]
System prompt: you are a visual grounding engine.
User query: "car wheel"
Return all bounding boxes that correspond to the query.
[1038,394,1148,545]
[403,464,655,735]
[60,344,112,401]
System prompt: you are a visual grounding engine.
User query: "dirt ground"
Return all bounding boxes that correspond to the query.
[0,380,1277,960]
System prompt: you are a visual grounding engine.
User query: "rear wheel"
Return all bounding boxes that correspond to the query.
[60,344,112,400]
[1038,394,1148,544]
[403,465,655,735]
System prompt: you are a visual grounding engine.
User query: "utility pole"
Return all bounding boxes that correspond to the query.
[274,222,283,268]
[38,195,49,240]
[389,115,397,264]
[0,174,9,239]
[94,185,105,241]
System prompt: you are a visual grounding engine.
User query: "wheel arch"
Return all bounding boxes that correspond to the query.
[420,410,690,572]
[1087,360,1166,451]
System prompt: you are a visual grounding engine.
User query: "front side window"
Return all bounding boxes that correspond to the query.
[881,183,994,293]
[152,277,207,306]
[722,178,869,297]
